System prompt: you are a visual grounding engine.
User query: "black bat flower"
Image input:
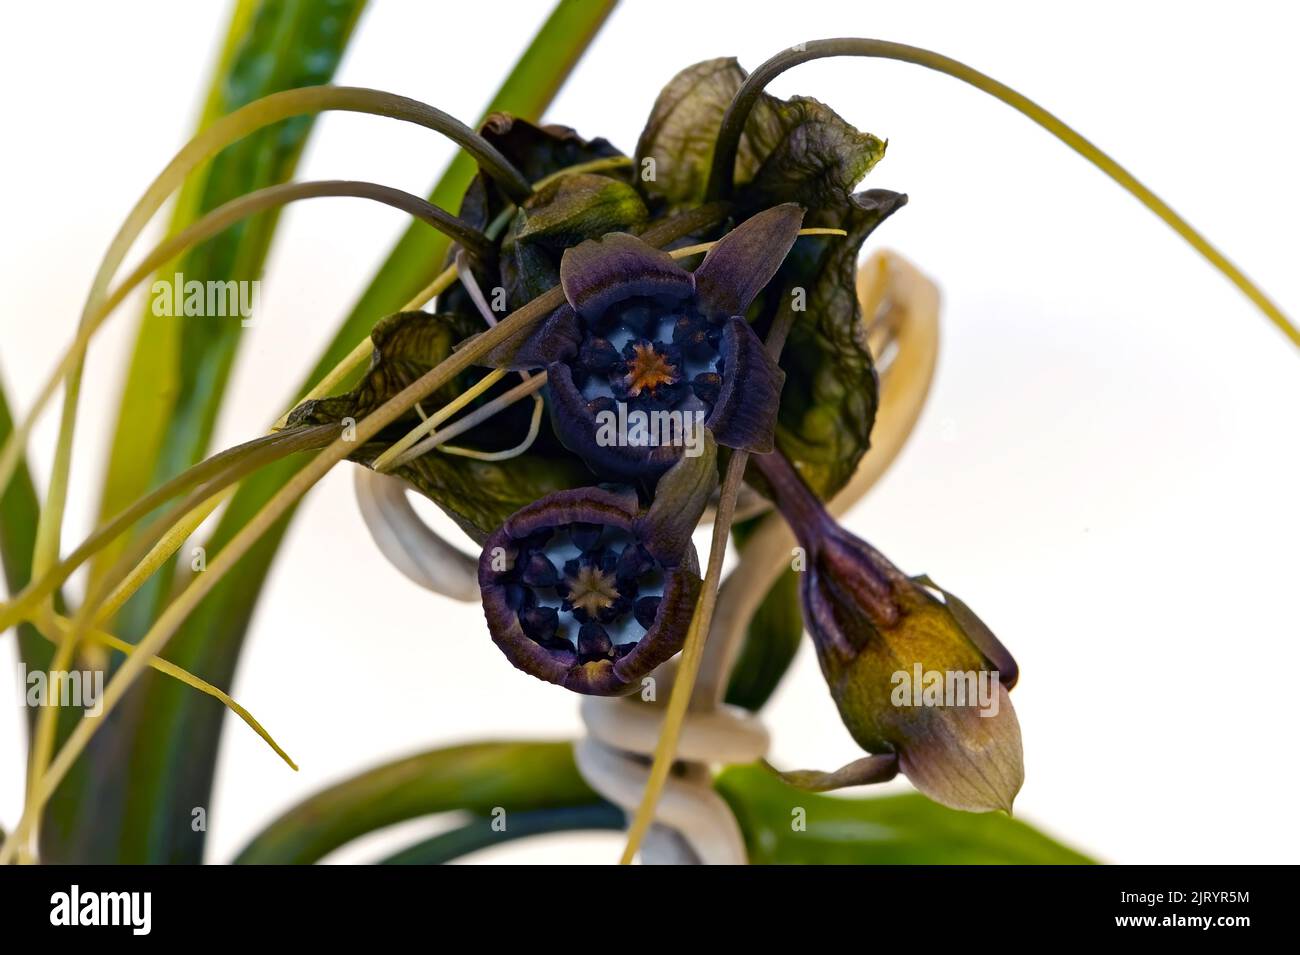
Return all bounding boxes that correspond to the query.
[477,442,717,694]
[498,204,804,479]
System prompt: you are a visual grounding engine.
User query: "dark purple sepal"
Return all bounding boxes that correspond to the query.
[705,317,784,453]
[692,204,805,319]
[559,232,693,322]
[479,303,582,371]
[637,433,718,562]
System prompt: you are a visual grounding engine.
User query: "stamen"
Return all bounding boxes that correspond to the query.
[566,564,621,616]
[624,343,678,396]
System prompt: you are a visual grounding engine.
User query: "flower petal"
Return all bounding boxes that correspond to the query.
[706,318,784,452]
[500,484,640,538]
[897,685,1024,813]
[559,232,693,321]
[692,204,805,318]
[611,560,701,690]
[637,433,718,561]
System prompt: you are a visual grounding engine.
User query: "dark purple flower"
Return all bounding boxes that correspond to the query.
[502,204,804,479]
[753,448,1024,813]
[478,484,703,695]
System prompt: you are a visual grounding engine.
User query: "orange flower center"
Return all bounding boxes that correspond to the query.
[566,565,621,616]
[624,343,677,396]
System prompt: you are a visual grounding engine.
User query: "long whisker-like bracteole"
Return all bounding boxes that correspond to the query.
[703,38,1299,349]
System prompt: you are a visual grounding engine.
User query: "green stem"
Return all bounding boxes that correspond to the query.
[704,37,1298,348]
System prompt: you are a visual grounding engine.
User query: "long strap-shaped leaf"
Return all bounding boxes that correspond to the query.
[234,741,597,863]
[90,0,368,638]
[35,0,368,864]
[0,381,58,711]
[40,0,617,865]
[231,739,1091,864]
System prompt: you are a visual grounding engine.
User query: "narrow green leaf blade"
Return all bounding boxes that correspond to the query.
[235,741,597,864]
[39,0,367,864]
[0,378,56,699]
[717,764,1095,864]
[49,0,618,865]
[96,0,368,641]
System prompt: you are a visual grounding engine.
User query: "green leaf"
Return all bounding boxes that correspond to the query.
[633,58,747,213]
[94,0,368,639]
[763,189,907,498]
[51,0,617,865]
[0,378,57,711]
[379,802,623,864]
[235,741,597,864]
[636,58,902,499]
[717,764,1095,864]
[38,0,367,865]
[724,517,804,711]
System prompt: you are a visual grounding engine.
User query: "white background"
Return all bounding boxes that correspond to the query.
[1,1,1297,864]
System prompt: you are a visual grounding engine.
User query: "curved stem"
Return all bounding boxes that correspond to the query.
[389,373,549,469]
[0,179,489,511]
[436,393,545,462]
[704,38,1298,348]
[5,84,530,581]
[275,155,635,431]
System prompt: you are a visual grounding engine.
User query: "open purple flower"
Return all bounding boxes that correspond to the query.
[501,204,804,479]
[478,483,704,695]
